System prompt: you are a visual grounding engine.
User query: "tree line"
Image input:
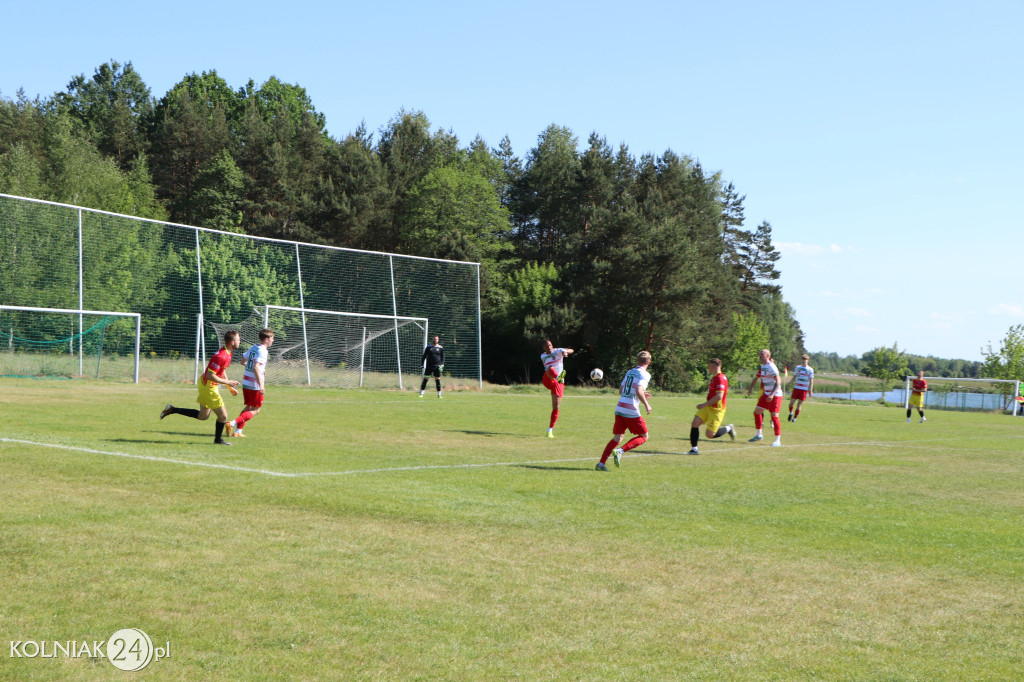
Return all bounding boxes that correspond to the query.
[2,60,820,389]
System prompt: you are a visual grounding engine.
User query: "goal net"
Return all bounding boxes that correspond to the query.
[0,305,141,382]
[205,306,428,389]
[903,375,1022,415]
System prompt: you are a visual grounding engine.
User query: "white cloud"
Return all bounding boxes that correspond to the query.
[989,303,1024,317]
[777,242,844,256]
[845,307,872,318]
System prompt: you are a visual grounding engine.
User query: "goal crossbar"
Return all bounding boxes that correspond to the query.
[0,305,141,383]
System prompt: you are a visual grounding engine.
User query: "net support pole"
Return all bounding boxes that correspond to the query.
[1015,381,1021,416]
[194,313,203,384]
[904,376,910,410]
[388,255,403,390]
[360,326,367,388]
[476,263,483,389]
[195,229,206,365]
[295,244,311,386]
[78,209,84,377]
[133,314,141,384]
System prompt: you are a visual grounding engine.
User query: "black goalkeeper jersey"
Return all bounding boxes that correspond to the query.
[422,343,445,370]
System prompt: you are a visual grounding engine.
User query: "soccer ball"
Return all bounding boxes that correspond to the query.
[590,368,604,381]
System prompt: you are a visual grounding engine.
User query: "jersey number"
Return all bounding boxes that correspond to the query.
[245,354,258,372]
[622,375,635,398]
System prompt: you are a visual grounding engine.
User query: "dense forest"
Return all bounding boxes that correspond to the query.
[8,60,974,389]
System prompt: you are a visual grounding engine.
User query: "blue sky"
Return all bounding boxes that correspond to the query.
[3,1,1021,361]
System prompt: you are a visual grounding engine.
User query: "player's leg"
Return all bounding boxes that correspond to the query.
[598,428,624,470]
[419,372,428,396]
[788,398,796,421]
[212,405,232,445]
[545,378,563,437]
[704,408,732,442]
[162,404,202,419]
[793,398,803,421]
[750,405,765,441]
[689,412,705,454]
[434,367,442,397]
[769,410,782,446]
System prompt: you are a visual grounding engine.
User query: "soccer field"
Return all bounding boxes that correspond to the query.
[2,380,1023,680]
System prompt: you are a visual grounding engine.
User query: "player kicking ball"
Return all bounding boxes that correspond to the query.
[540,339,574,438]
[226,328,274,438]
[687,358,735,455]
[160,330,241,445]
[596,351,653,471]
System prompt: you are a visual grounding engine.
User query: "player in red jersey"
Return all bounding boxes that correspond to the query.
[687,358,735,455]
[907,370,927,423]
[160,330,241,445]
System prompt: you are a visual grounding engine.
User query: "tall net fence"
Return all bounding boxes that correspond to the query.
[0,194,481,385]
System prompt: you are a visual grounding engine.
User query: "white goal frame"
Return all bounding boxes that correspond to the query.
[904,375,1022,415]
[260,305,428,389]
[0,305,141,383]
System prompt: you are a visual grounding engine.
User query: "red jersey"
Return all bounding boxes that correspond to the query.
[706,372,728,408]
[202,347,233,385]
[912,378,927,395]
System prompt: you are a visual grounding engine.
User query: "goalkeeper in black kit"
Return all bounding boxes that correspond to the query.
[420,335,445,398]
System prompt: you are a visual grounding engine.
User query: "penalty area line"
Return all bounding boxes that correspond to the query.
[0,437,300,478]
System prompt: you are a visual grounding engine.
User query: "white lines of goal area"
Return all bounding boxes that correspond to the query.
[5,434,1022,480]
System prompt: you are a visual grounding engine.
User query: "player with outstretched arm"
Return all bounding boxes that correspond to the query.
[226,328,274,438]
[160,330,241,445]
[540,339,574,438]
[596,351,654,471]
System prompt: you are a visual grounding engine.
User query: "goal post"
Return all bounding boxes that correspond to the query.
[204,306,429,389]
[904,375,1022,415]
[0,305,141,383]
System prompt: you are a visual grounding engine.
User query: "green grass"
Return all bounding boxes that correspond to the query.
[2,379,1023,680]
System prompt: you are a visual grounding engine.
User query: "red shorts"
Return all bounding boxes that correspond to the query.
[242,388,265,409]
[757,395,783,413]
[542,374,565,398]
[613,414,647,436]
[790,389,809,401]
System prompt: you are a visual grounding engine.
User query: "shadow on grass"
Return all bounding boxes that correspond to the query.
[445,429,529,438]
[514,464,590,472]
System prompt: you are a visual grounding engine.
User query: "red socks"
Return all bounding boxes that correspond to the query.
[771,416,781,436]
[549,409,559,429]
[754,413,764,430]
[236,410,254,429]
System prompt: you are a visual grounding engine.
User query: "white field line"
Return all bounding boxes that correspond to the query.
[3,434,1021,479]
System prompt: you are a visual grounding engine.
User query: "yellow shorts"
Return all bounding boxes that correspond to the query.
[197,381,224,411]
[909,392,924,408]
[695,405,726,433]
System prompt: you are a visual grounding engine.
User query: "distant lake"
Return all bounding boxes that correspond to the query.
[815,388,1016,411]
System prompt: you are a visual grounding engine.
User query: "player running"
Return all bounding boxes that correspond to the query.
[160,330,241,445]
[787,354,814,422]
[419,335,445,398]
[687,358,735,455]
[226,328,274,438]
[540,339,574,438]
[596,351,654,471]
[907,370,927,423]
[746,348,783,447]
